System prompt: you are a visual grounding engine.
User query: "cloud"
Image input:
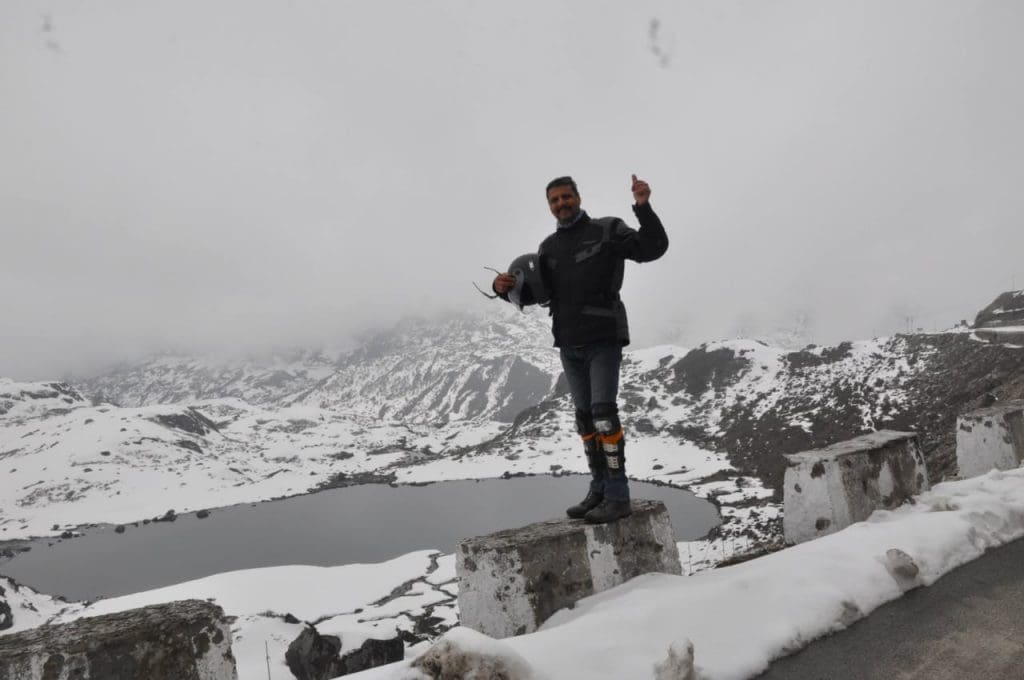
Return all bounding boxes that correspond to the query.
[2,0,1023,379]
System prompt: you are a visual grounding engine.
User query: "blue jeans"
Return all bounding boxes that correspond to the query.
[559,341,623,412]
[560,341,628,501]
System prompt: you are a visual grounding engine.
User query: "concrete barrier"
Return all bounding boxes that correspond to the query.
[0,599,237,680]
[783,431,928,545]
[455,499,682,639]
[956,402,1024,479]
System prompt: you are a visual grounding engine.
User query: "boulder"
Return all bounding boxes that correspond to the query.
[0,585,11,632]
[285,626,345,680]
[338,636,404,675]
[285,625,404,679]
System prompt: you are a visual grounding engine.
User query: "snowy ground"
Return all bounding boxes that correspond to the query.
[349,466,1024,680]
[4,466,1022,679]
[0,372,777,551]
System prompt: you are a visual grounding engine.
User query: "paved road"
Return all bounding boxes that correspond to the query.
[756,536,1024,680]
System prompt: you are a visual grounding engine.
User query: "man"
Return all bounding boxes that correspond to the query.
[493,175,668,523]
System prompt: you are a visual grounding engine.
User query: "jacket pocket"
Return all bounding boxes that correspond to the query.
[581,305,618,318]
[573,243,603,263]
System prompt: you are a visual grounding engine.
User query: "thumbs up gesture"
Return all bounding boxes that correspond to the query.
[631,174,651,205]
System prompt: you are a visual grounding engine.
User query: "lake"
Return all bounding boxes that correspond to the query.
[0,475,720,601]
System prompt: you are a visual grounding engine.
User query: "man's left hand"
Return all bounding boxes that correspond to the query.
[631,174,651,205]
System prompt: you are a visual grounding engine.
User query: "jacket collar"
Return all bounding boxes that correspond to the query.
[556,210,588,230]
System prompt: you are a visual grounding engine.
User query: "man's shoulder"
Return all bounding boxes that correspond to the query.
[589,215,633,240]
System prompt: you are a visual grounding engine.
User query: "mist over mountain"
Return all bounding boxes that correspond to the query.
[4,295,1022,547]
[3,2,1023,381]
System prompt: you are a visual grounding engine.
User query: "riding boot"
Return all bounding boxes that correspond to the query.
[584,426,632,524]
[566,435,606,519]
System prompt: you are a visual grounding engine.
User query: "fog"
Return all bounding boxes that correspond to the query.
[3,1,1022,380]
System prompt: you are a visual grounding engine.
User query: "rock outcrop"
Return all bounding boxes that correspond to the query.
[974,290,1024,328]
[285,625,404,679]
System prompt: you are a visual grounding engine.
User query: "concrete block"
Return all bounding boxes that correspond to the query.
[455,499,682,639]
[783,431,928,545]
[956,402,1024,479]
[0,599,237,680]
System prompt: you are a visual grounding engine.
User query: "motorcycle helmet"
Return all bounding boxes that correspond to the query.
[507,253,549,309]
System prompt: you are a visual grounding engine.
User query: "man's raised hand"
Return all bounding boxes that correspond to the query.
[631,174,651,205]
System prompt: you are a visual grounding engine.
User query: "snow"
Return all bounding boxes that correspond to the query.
[6,326,1013,678]
[4,466,1022,680]
[41,550,454,680]
[348,466,1024,680]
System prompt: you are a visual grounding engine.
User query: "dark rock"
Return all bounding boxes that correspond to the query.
[0,594,11,631]
[285,625,345,680]
[114,525,126,534]
[339,636,404,675]
[283,613,300,624]
[671,345,749,397]
[151,409,219,436]
[328,451,355,461]
[175,439,203,454]
[196,510,210,519]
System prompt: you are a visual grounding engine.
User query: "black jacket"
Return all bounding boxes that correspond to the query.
[539,202,668,347]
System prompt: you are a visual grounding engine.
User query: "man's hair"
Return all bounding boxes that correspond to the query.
[545,176,579,197]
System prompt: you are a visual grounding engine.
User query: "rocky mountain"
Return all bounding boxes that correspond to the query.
[288,310,559,425]
[635,331,1024,490]
[973,290,1024,345]
[3,294,1024,652]
[484,297,1024,499]
[82,349,342,408]
[975,290,1024,328]
[81,306,559,428]
[3,291,1024,680]
[3,297,1023,546]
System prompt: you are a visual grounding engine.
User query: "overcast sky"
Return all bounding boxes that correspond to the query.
[3,0,1023,380]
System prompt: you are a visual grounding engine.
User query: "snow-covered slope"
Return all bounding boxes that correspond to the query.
[0,380,89,421]
[3,315,1024,548]
[3,310,1024,679]
[81,307,560,428]
[81,349,342,408]
[6,467,1024,680]
[291,309,559,425]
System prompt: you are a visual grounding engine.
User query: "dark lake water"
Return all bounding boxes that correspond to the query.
[0,476,720,601]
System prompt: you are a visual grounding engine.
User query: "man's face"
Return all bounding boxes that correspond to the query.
[547,185,581,223]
